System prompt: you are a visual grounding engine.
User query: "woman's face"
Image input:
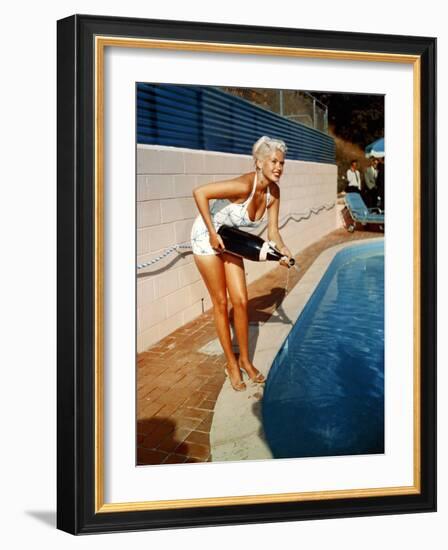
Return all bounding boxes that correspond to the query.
[258,150,285,183]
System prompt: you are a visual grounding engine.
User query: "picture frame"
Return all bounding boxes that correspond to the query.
[57,14,436,534]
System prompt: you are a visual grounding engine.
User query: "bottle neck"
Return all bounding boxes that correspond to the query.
[262,241,295,266]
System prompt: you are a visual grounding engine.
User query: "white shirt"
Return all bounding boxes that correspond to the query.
[346,168,361,190]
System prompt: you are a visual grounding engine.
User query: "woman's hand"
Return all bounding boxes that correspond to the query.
[279,245,293,268]
[209,231,225,253]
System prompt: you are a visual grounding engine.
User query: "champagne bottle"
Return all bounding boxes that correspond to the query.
[217,225,295,267]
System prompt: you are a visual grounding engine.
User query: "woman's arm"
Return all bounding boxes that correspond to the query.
[192,178,247,232]
[267,184,285,248]
[192,177,251,250]
[267,184,292,263]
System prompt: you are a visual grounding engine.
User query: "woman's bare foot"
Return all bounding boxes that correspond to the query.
[224,364,246,392]
[238,358,266,384]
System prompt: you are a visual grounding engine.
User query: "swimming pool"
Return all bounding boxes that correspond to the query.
[262,241,384,459]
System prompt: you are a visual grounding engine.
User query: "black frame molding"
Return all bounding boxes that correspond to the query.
[57,14,436,535]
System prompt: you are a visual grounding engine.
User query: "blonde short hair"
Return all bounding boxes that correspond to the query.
[252,135,287,161]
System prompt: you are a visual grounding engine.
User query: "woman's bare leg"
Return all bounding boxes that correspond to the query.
[222,253,265,382]
[193,254,245,390]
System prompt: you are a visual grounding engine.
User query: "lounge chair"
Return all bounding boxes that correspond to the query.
[342,192,384,232]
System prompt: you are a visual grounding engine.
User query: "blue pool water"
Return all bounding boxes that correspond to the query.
[262,241,384,459]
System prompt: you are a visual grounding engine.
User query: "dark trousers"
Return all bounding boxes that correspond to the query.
[346,186,360,194]
[365,187,379,208]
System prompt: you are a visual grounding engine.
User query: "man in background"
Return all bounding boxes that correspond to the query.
[364,158,379,207]
[346,160,362,193]
[376,158,385,210]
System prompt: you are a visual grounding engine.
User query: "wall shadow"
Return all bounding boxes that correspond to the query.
[137,417,179,465]
[137,416,209,465]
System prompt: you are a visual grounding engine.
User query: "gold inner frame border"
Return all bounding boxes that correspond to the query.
[94,35,421,513]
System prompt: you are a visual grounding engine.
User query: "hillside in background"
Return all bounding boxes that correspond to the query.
[220,86,384,191]
[311,91,384,149]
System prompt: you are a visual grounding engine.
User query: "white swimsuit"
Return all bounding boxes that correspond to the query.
[190,173,271,256]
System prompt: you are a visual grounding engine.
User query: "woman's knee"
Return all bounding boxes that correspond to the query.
[212,293,228,314]
[231,294,248,311]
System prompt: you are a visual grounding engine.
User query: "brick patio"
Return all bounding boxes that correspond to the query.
[137,228,382,465]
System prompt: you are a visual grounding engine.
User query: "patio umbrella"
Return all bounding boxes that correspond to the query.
[365,137,385,158]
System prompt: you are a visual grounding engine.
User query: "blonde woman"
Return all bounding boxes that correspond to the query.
[190,136,292,391]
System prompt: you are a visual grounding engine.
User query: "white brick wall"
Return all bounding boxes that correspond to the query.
[136,144,337,352]
[160,197,197,223]
[137,201,161,228]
